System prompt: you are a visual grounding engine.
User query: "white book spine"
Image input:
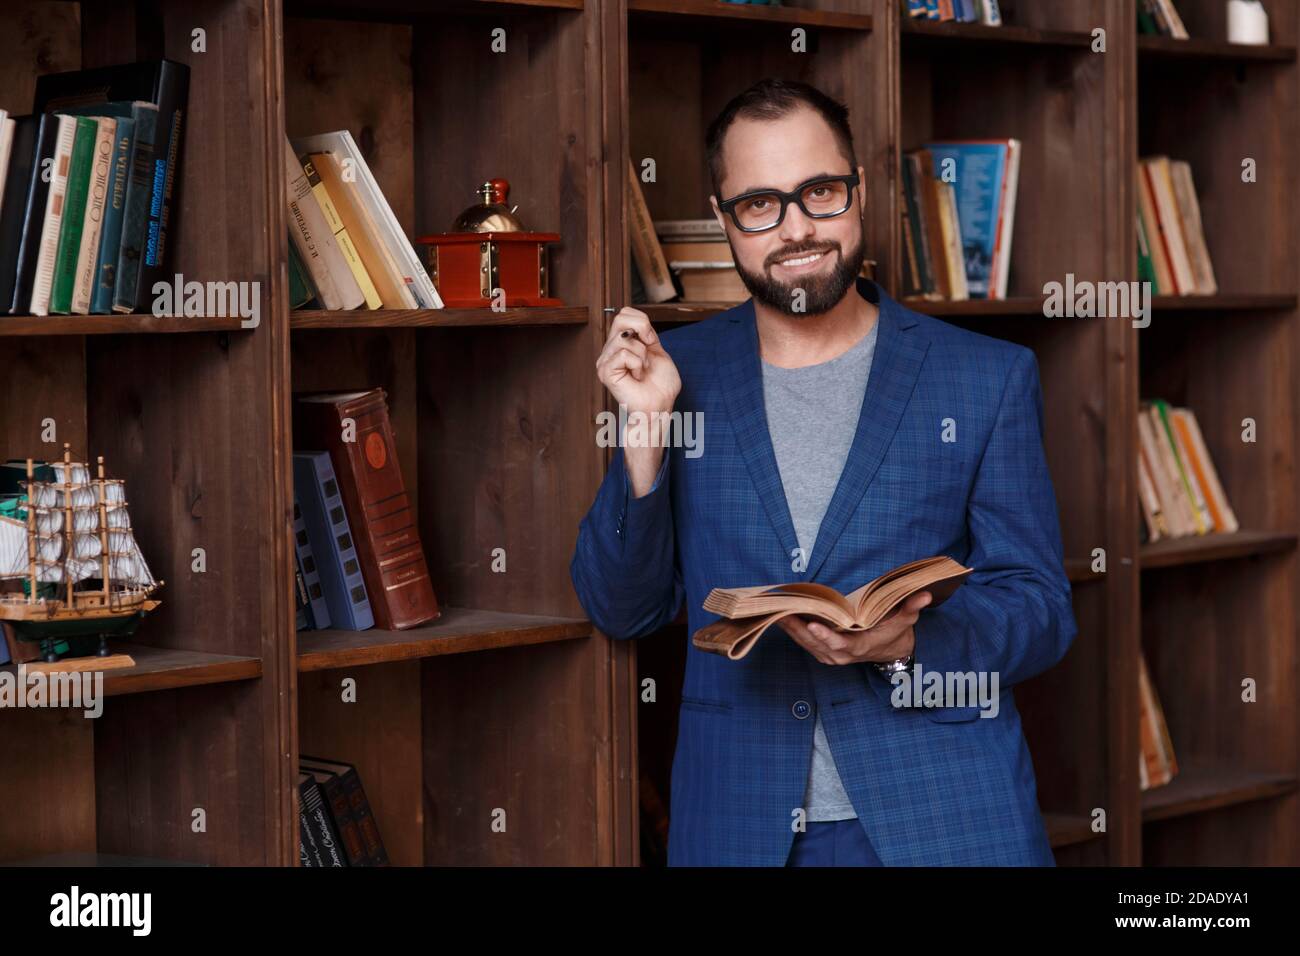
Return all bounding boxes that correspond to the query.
[0,115,15,220]
[72,117,117,315]
[284,137,363,311]
[30,115,77,317]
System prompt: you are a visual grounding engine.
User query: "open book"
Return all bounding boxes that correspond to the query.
[692,556,973,661]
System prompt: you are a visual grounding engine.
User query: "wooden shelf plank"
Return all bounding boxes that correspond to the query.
[1140,530,1298,570]
[1151,293,1297,311]
[1043,812,1100,849]
[643,301,737,323]
[0,314,247,336]
[0,644,261,702]
[901,19,1093,49]
[1142,766,1298,823]
[1138,34,1296,63]
[290,306,589,329]
[902,297,1047,316]
[297,606,592,671]
[628,0,872,31]
[284,0,583,21]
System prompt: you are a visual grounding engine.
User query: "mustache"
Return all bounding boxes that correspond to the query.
[768,244,839,266]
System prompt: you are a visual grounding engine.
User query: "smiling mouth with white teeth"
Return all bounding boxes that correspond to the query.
[774,248,834,270]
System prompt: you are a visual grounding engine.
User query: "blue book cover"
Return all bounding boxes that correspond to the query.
[924,140,1011,299]
[293,451,373,631]
[292,493,331,631]
[905,0,927,16]
[925,0,940,19]
[92,116,134,314]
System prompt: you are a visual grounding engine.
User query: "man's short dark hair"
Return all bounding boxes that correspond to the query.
[704,78,857,200]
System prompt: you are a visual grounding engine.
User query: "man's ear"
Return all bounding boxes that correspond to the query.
[856,164,867,218]
[709,195,727,232]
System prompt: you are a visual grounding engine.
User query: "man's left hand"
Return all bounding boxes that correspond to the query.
[781,591,932,665]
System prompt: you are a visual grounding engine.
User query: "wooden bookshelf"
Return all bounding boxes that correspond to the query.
[3,0,1297,870]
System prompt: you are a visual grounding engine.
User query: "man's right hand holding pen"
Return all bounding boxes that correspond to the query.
[596,307,682,498]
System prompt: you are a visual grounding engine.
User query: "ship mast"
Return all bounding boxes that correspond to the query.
[97,456,110,604]
[62,443,74,607]
[25,458,36,604]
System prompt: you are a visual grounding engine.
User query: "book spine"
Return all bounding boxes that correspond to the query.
[113,104,157,313]
[92,117,134,314]
[293,453,374,630]
[71,117,116,314]
[340,769,389,866]
[320,774,369,866]
[300,154,382,309]
[28,116,77,316]
[284,138,362,310]
[292,492,332,628]
[287,238,320,308]
[626,156,677,303]
[50,116,97,314]
[296,393,439,630]
[298,779,324,867]
[137,61,189,297]
[0,115,40,311]
[301,780,347,867]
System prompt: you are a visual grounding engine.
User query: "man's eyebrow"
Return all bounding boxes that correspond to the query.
[727,170,848,197]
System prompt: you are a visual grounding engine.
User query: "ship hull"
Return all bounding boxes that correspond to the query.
[1,599,159,662]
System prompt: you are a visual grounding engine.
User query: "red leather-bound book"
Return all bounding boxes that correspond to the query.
[294,389,439,629]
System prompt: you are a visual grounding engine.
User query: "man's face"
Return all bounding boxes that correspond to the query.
[710,107,867,317]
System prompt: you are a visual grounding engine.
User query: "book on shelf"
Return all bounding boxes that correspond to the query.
[297,770,346,867]
[626,156,676,303]
[904,140,1020,301]
[1138,652,1178,790]
[692,555,972,661]
[301,756,389,866]
[284,134,364,311]
[27,115,77,316]
[0,111,15,212]
[287,241,321,309]
[1138,0,1190,39]
[299,153,381,310]
[294,388,440,630]
[0,113,42,313]
[48,115,98,315]
[303,150,417,309]
[32,60,190,315]
[291,494,331,632]
[292,129,441,310]
[293,451,373,632]
[1137,401,1238,544]
[1138,157,1216,296]
[904,0,1000,24]
[662,231,745,302]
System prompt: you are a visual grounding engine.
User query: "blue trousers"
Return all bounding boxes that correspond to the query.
[786,819,885,867]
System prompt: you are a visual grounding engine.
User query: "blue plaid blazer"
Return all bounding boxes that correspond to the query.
[571,278,1077,866]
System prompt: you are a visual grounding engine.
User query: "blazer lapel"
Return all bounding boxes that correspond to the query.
[716,301,801,564]
[803,287,931,582]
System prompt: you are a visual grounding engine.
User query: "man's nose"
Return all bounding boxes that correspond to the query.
[777,201,816,243]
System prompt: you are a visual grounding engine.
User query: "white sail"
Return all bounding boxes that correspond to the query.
[0,516,30,578]
[50,462,91,485]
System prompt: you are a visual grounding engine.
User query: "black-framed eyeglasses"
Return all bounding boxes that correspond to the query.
[717,172,860,233]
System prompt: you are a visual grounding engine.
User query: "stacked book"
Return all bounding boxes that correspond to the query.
[1138,653,1179,791]
[284,131,442,311]
[1137,157,1216,296]
[1137,400,1238,545]
[901,139,1021,301]
[658,218,747,303]
[298,756,390,867]
[292,388,441,633]
[1137,0,1190,38]
[903,0,1003,25]
[0,61,189,317]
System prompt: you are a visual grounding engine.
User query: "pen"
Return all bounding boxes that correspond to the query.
[604,307,642,341]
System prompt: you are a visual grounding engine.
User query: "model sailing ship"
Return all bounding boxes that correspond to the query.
[0,446,161,663]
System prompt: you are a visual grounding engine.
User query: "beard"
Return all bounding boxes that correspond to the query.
[732,227,866,317]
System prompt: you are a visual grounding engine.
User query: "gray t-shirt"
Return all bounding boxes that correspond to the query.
[761,319,878,822]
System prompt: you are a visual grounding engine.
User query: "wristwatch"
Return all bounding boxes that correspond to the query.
[873,656,914,679]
